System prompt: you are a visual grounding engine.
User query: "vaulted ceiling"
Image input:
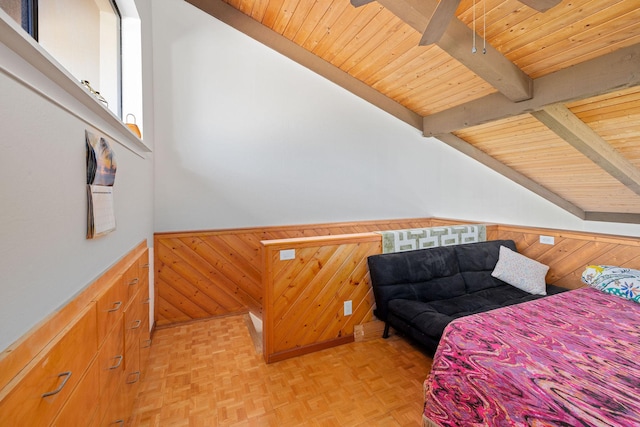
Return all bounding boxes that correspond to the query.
[186,0,640,223]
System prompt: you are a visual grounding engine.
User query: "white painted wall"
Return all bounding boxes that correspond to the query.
[153,0,435,231]
[151,0,640,238]
[0,0,155,352]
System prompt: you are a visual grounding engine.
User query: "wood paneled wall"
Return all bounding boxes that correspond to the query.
[156,218,640,362]
[496,225,640,289]
[262,233,382,363]
[154,218,435,327]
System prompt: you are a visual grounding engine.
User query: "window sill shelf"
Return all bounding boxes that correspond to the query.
[0,9,151,154]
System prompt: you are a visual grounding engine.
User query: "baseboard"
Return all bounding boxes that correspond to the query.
[266,335,354,364]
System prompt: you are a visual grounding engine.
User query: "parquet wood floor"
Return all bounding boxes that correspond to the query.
[130,315,432,426]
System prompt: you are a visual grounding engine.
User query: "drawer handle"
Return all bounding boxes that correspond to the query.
[142,263,150,268]
[108,301,122,312]
[142,339,152,349]
[109,355,123,370]
[129,278,139,285]
[42,371,72,397]
[143,298,150,305]
[130,319,142,329]
[126,371,141,384]
[113,420,125,426]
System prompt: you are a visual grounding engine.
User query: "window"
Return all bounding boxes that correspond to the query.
[0,0,37,38]
[1,0,123,118]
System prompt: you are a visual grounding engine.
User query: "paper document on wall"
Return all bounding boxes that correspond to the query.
[87,185,116,237]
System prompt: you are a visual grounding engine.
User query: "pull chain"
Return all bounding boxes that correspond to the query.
[483,0,487,54]
[472,0,477,53]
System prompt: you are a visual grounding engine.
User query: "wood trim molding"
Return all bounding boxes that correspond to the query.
[154,217,434,238]
[261,232,381,249]
[265,335,355,364]
[183,0,423,130]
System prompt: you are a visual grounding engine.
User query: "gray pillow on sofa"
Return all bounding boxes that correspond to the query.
[491,245,549,295]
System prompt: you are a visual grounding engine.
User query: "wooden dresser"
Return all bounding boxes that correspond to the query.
[0,241,150,426]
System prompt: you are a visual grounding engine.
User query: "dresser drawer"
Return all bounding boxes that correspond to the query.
[123,291,144,351]
[139,249,149,286]
[0,304,98,426]
[99,381,127,427]
[95,277,127,346]
[123,262,140,304]
[98,315,125,405]
[123,341,141,420]
[50,356,101,427]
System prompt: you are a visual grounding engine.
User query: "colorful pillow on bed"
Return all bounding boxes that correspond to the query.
[491,245,549,295]
[581,265,640,303]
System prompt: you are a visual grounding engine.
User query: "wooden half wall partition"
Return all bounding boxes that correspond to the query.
[261,233,383,363]
[153,218,435,327]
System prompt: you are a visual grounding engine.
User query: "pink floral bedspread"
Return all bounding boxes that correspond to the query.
[423,287,640,426]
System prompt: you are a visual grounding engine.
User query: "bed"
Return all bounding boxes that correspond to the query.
[422,284,640,426]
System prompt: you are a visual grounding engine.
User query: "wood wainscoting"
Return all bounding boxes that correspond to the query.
[156,217,640,363]
[496,224,640,288]
[153,218,435,327]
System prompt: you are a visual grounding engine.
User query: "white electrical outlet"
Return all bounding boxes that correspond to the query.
[279,249,295,260]
[540,235,555,245]
[343,300,352,316]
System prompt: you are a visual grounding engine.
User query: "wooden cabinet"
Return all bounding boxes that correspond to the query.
[98,316,125,414]
[0,304,98,426]
[95,273,127,345]
[100,248,151,426]
[0,243,150,427]
[51,357,101,427]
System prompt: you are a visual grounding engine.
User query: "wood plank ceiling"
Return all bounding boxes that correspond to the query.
[186,0,640,223]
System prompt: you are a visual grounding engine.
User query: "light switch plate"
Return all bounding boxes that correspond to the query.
[344,300,352,316]
[540,235,555,245]
[280,249,295,260]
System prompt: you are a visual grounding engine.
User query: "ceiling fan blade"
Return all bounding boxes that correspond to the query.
[350,0,375,7]
[518,0,562,12]
[420,0,462,46]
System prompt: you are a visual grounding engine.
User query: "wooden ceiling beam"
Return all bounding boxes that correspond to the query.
[423,43,640,136]
[532,104,640,197]
[357,0,533,102]
[584,212,640,225]
[435,133,586,219]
